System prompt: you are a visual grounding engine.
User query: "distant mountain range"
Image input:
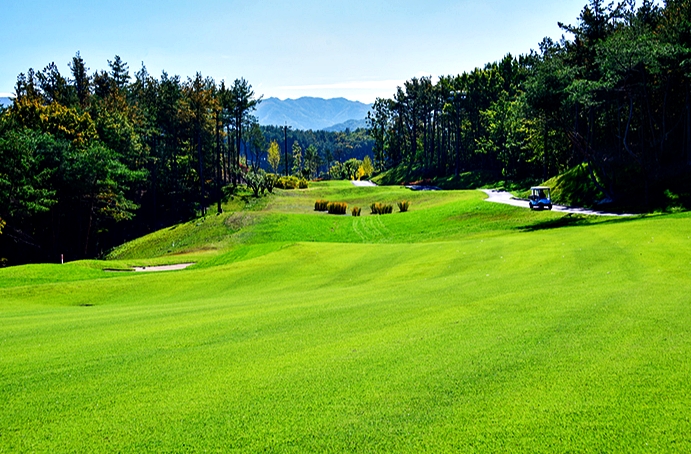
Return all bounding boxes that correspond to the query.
[255,97,371,131]
[0,97,12,107]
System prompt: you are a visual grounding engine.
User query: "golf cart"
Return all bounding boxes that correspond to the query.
[529,186,552,210]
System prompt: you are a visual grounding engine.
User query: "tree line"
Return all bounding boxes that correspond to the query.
[0,54,377,265]
[0,54,265,264]
[260,125,373,177]
[368,0,691,208]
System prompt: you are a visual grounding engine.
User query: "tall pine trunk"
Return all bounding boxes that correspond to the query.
[216,111,222,214]
[197,128,205,216]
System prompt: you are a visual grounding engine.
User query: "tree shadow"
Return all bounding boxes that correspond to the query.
[518,213,643,232]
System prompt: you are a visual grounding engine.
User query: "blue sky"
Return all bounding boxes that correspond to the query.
[1,0,587,103]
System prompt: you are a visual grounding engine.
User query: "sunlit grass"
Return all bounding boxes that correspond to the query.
[107,185,575,262]
[2,182,690,452]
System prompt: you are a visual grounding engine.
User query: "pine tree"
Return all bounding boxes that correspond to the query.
[68,52,90,108]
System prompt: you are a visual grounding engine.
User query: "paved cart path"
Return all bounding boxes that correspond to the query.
[480,189,635,217]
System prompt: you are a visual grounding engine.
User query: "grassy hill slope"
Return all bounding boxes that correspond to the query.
[1,183,690,452]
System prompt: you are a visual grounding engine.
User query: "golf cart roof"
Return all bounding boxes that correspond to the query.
[531,186,550,190]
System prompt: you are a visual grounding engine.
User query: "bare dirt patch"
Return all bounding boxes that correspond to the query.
[225,212,258,230]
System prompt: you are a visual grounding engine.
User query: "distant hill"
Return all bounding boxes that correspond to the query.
[0,97,12,108]
[323,118,368,132]
[255,97,371,131]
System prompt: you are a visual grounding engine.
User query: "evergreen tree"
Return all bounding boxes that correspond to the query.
[69,51,91,108]
[292,141,303,176]
[108,55,130,91]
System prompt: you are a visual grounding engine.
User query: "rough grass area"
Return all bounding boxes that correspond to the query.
[372,165,500,190]
[2,182,690,452]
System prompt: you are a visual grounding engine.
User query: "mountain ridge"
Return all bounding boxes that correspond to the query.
[323,118,368,132]
[255,96,371,131]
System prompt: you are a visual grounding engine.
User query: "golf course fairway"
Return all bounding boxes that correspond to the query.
[1,183,690,452]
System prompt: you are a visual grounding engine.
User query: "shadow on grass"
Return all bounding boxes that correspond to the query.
[518,213,644,232]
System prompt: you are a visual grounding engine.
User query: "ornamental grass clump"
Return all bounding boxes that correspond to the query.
[314,200,329,211]
[327,202,348,215]
[370,203,393,215]
[398,200,410,212]
[351,206,361,216]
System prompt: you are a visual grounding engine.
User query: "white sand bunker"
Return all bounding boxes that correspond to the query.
[351,180,377,187]
[132,263,195,272]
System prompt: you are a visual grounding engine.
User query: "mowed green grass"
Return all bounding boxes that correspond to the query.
[2,184,691,452]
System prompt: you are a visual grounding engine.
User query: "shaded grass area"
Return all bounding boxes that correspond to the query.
[512,163,607,209]
[2,182,691,451]
[518,212,645,232]
[374,162,691,213]
[371,165,502,190]
[515,163,691,214]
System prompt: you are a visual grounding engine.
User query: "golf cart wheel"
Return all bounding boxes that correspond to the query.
[547,204,552,210]
[537,203,544,210]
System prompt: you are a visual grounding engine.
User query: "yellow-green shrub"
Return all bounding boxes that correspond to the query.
[398,200,410,212]
[275,176,309,189]
[370,203,393,215]
[351,206,361,216]
[275,176,297,189]
[327,202,347,215]
[315,200,329,211]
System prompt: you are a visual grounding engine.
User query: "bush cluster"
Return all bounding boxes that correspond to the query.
[327,202,348,215]
[244,169,280,197]
[264,173,278,193]
[315,200,407,216]
[275,176,309,190]
[370,203,393,215]
[226,170,279,199]
[328,155,375,181]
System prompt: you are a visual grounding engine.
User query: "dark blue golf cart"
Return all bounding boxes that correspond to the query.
[529,186,552,210]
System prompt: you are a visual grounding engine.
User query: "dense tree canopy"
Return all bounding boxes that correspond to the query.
[260,125,374,177]
[0,55,374,265]
[369,0,691,209]
[0,55,263,264]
